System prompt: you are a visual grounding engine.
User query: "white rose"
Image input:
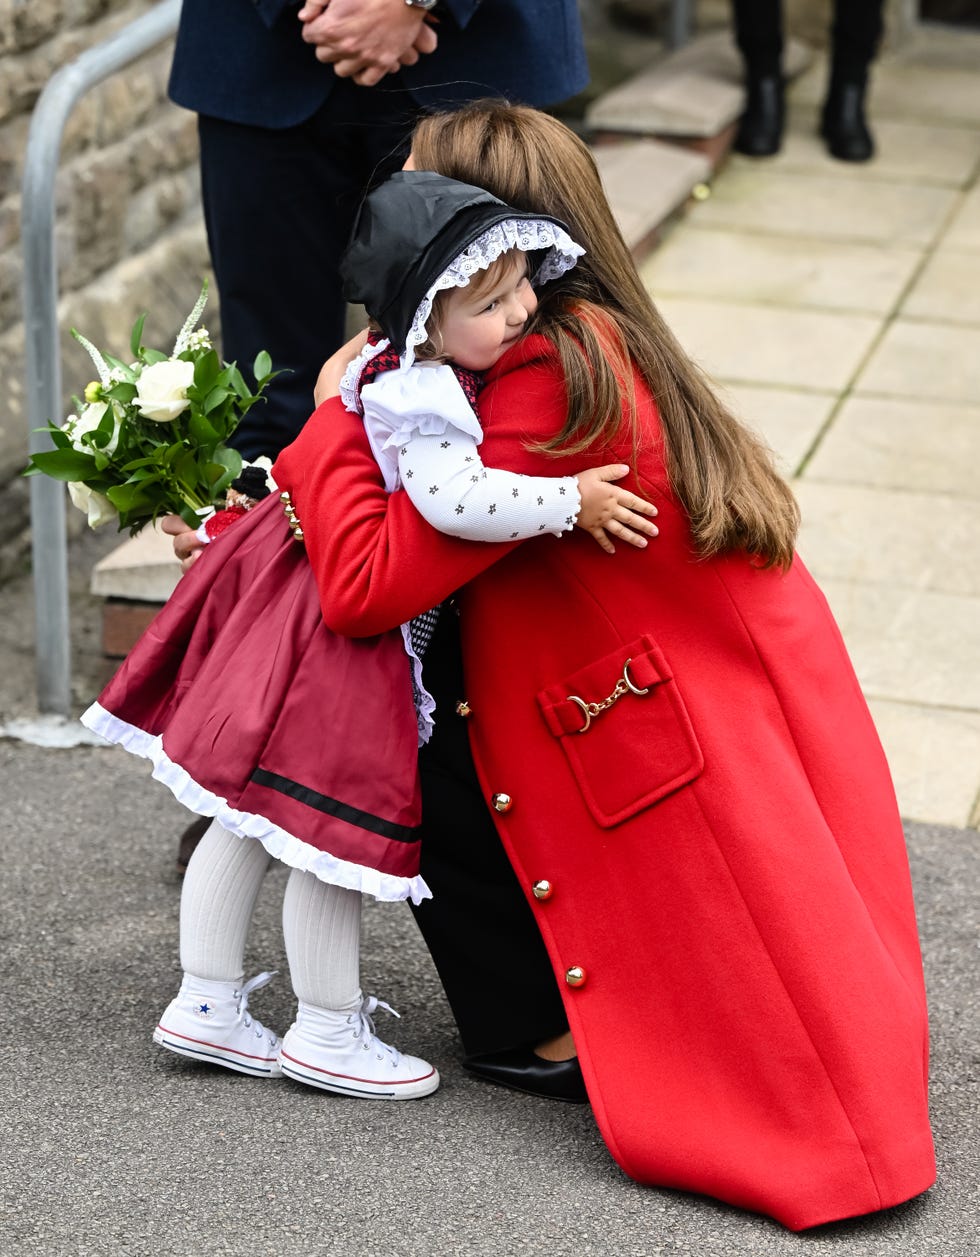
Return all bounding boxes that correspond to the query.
[63,401,121,455]
[67,481,117,529]
[134,358,195,422]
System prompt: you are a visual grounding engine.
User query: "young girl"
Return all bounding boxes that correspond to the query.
[81,173,657,1100]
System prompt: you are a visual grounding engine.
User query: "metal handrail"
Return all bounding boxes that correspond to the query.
[21,0,181,715]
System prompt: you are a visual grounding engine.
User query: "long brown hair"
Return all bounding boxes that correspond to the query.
[411,101,799,569]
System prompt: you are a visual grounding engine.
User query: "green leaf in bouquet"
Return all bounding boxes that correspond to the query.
[156,441,184,468]
[118,454,168,473]
[129,312,147,359]
[227,363,251,400]
[191,349,221,394]
[188,408,221,446]
[24,448,99,481]
[173,448,203,487]
[106,481,157,513]
[91,408,118,449]
[104,380,137,405]
[45,425,72,450]
[198,446,243,501]
[203,386,233,417]
[253,350,272,383]
[140,348,169,365]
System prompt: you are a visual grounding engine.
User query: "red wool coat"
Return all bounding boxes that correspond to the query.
[274,334,935,1230]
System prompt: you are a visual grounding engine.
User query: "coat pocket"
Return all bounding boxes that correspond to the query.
[536,635,703,828]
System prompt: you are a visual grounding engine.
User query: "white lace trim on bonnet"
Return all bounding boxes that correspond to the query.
[340,216,585,410]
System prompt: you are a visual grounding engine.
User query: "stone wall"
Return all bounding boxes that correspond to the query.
[0,0,208,579]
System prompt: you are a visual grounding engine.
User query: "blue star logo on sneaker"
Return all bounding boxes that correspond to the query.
[195,1001,214,1018]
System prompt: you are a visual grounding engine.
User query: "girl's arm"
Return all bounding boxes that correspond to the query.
[275,398,510,635]
[398,430,656,550]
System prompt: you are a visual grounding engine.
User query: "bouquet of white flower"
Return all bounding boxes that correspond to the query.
[24,282,276,532]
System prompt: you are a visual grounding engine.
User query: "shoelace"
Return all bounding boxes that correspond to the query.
[234,971,279,1043]
[350,995,401,1064]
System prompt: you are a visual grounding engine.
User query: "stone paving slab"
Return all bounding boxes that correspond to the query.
[655,295,881,391]
[688,165,959,246]
[804,397,980,499]
[716,382,834,475]
[866,697,980,829]
[642,223,923,313]
[901,246,980,324]
[857,320,980,405]
[815,577,980,714]
[795,481,980,600]
[945,183,980,251]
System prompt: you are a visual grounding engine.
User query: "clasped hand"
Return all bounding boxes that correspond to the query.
[298,0,438,87]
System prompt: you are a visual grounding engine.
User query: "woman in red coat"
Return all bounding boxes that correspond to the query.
[272,102,935,1229]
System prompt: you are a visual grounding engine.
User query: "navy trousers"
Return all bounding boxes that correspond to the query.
[732,0,885,81]
[198,78,419,460]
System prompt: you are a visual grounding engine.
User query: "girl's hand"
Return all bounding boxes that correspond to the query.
[574,464,658,554]
[314,328,370,406]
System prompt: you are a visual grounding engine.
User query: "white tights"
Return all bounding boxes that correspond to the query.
[179,819,362,1014]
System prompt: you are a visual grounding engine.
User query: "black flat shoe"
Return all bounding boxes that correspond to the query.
[820,82,874,162]
[733,75,784,158]
[463,1047,588,1103]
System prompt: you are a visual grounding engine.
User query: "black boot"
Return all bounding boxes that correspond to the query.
[820,78,874,162]
[734,75,785,158]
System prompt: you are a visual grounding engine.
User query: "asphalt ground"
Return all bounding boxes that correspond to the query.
[0,731,977,1256]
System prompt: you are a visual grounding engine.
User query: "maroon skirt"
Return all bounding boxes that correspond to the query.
[82,495,428,902]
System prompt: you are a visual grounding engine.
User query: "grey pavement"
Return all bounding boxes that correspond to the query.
[2,18,980,1257]
[0,737,977,1255]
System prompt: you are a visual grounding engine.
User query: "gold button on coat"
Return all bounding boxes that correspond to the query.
[491,792,513,813]
[532,880,553,901]
[565,966,587,987]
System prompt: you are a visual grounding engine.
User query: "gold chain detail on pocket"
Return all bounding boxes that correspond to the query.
[567,659,650,734]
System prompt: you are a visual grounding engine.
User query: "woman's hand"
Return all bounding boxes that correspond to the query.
[574,465,659,554]
[161,514,207,574]
[314,328,370,407]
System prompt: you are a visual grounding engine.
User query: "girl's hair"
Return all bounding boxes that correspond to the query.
[411,101,799,569]
[414,248,526,363]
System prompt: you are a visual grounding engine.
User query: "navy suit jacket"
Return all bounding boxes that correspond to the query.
[169,0,589,127]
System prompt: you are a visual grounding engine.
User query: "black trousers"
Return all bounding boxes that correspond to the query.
[732,0,885,81]
[197,79,420,461]
[411,608,569,1058]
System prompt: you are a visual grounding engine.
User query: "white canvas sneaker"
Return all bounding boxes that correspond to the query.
[153,971,282,1077]
[279,996,439,1099]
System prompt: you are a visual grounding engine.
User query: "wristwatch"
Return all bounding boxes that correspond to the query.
[405,0,439,10]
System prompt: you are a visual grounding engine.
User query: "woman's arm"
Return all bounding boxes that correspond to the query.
[273,340,650,635]
[274,397,516,635]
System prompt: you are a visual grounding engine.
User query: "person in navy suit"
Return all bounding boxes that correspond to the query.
[168,0,588,460]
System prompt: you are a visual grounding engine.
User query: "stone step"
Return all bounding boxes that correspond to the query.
[594,137,712,256]
[587,29,813,139]
[91,523,180,655]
